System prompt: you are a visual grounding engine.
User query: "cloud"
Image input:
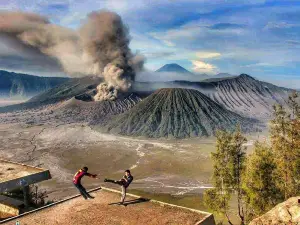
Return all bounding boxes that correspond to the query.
[262,78,300,90]
[243,62,282,68]
[0,55,65,76]
[196,51,221,59]
[149,26,202,44]
[286,40,300,46]
[191,60,217,74]
[0,33,64,75]
[149,21,247,51]
[209,23,246,30]
[264,22,300,30]
[136,70,207,82]
[0,11,144,84]
[143,51,175,59]
[1,0,300,83]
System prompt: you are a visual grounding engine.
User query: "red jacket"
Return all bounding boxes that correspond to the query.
[73,169,94,184]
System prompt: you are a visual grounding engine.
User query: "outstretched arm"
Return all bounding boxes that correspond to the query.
[86,173,97,178]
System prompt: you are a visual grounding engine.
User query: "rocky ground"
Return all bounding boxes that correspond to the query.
[249,196,300,225]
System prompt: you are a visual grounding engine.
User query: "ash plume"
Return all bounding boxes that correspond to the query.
[0,10,144,101]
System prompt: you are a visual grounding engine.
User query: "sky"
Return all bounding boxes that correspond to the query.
[0,0,300,88]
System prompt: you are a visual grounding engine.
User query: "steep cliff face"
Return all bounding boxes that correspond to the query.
[206,74,293,119]
[249,197,300,225]
[0,70,69,98]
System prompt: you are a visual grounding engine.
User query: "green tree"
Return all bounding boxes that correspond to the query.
[204,130,233,224]
[204,127,247,225]
[287,92,300,195]
[270,92,300,199]
[230,127,247,223]
[206,93,300,224]
[243,142,282,221]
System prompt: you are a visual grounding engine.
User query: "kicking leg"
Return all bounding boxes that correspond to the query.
[104,178,123,185]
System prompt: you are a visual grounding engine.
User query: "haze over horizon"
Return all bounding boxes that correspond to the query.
[0,0,300,89]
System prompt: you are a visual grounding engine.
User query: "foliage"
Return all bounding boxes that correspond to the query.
[3,184,50,208]
[204,127,247,225]
[205,92,300,224]
[270,91,300,199]
[29,184,49,207]
[243,142,282,221]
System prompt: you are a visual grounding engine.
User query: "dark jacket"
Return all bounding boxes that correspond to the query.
[123,174,133,188]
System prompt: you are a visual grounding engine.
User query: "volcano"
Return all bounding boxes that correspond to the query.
[156,63,193,75]
[52,93,143,124]
[99,88,261,138]
[134,74,296,119]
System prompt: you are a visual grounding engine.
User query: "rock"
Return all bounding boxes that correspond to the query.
[249,196,300,225]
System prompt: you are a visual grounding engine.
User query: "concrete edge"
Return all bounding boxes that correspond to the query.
[101,187,212,215]
[0,187,102,224]
[0,170,51,193]
[195,214,216,225]
[1,186,215,225]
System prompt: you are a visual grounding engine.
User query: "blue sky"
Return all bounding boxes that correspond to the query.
[1,0,300,88]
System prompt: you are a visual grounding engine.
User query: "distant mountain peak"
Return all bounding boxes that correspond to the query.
[239,74,255,79]
[156,63,193,74]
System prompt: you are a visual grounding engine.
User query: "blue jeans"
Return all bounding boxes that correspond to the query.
[74,183,91,199]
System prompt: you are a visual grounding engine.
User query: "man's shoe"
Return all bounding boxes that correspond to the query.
[88,196,95,199]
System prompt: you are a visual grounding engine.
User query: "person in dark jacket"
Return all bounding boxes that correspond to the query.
[73,167,97,199]
[104,170,133,205]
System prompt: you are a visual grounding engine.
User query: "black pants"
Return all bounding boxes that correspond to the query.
[105,179,124,185]
[74,183,91,199]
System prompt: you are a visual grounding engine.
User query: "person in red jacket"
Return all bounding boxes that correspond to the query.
[73,167,97,199]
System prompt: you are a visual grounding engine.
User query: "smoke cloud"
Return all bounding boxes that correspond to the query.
[0,11,144,101]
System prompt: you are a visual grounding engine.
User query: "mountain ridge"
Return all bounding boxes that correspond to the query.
[0,70,69,98]
[97,88,262,138]
[133,74,296,119]
[1,73,296,121]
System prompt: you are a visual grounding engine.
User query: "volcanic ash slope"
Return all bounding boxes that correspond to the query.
[99,88,262,138]
[55,93,143,124]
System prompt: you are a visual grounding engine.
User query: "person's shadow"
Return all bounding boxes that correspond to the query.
[108,198,150,206]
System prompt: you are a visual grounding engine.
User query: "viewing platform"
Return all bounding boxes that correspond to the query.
[1,187,215,225]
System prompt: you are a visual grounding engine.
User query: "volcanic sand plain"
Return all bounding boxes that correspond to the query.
[0,119,267,212]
